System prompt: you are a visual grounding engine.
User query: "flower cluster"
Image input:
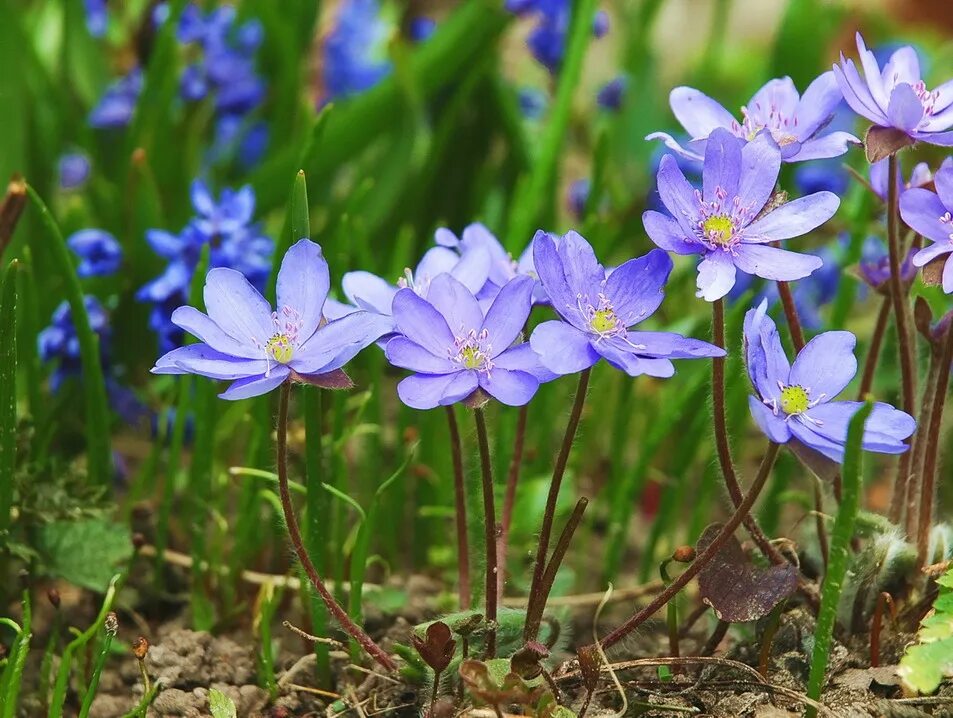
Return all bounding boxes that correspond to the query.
[505,1,609,74]
[39,296,111,392]
[321,0,393,103]
[89,69,144,130]
[178,3,268,167]
[138,181,273,352]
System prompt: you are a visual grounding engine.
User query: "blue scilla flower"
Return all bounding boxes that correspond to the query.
[139,181,274,352]
[84,0,107,37]
[58,153,91,191]
[68,229,123,277]
[89,69,143,129]
[506,0,608,73]
[322,0,392,102]
[38,296,110,392]
[518,87,547,120]
[409,17,436,42]
[597,75,626,111]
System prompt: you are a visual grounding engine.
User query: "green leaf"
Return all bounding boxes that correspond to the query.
[899,565,953,693]
[25,186,111,486]
[35,519,132,592]
[208,688,237,718]
[0,261,17,536]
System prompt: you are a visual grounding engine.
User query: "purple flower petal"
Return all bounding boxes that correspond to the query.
[644,132,704,162]
[415,246,460,283]
[732,244,822,282]
[944,257,953,294]
[397,371,479,410]
[558,230,607,297]
[191,180,216,216]
[493,343,558,382]
[392,288,454,356]
[737,133,782,218]
[656,155,704,235]
[696,251,737,301]
[668,86,735,138]
[533,234,577,321]
[427,273,483,335]
[748,395,792,444]
[790,132,860,162]
[744,193,840,242]
[450,244,493,294]
[934,166,953,209]
[642,210,700,255]
[899,188,951,245]
[789,416,845,462]
[594,341,674,378]
[478,368,538,406]
[384,336,455,373]
[795,71,843,138]
[856,33,888,109]
[482,275,534,352]
[529,320,600,375]
[913,241,953,268]
[277,239,329,340]
[882,46,921,87]
[321,297,358,321]
[789,330,857,399]
[203,267,275,347]
[703,129,742,203]
[912,129,953,146]
[293,311,392,374]
[152,344,268,379]
[342,271,398,315]
[887,83,925,132]
[219,368,290,400]
[171,306,260,359]
[804,401,914,453]
[602,249,672,326]
[628,331,725,358]
[744,300,791,401]
[834,60,887,125]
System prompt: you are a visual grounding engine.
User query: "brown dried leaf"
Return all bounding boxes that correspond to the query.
[865,126,915,163]
[459,659,545,708]
[411,621,456,673]
[696,523,798,623]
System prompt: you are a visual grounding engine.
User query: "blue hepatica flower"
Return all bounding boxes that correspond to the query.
[84,0,107,37]
[325,240,490,324]
[89,69,143,129]
[643,129,839,302]
[139,180,273,352]
[58,153,91,190]
[744,300,915,463]
[322,0,392,102]
[870,156,942,201]
[39,296,110,391]
[857,235,916,293]
[434,223,545,305]
[529,231,723,378]
[835,33,953,147]
[385,274,552,409]
[153,239,391,400]
[648,72,859,163]
[505,0,608,74]
[68,229,123,277]
[900,164,953,293]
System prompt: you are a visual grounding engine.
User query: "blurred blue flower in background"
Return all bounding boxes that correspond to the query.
[39,296,110,392]
[568,178,590,220]
[506,0,608,73]
[518,87,547,119]
[58,153,91,191]
[68,229,123,278]
[89,69,143,129]
[597,75,626,111]
[138,181,274,352]
[84,0,107,37]
[322,0,392,102]
[410,16,436,42]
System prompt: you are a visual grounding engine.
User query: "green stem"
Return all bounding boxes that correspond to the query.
[806,401,874,717]
[78,618,116,718]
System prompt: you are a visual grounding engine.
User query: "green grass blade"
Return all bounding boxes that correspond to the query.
[805,399,874,717]
[0,261,17,538]
[0,590,30,718]
[25,185,111,486]
[505,0,600,251]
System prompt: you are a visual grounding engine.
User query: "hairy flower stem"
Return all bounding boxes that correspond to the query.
[473,407,498,657]
[523,498,589,643]
[905,355,941,537]
[445,407,471,610]
[587,442,781,652]
[887,153,918,524]
[776,281,806,352]
[524,368,591,642]
[711,300,788,567]
[498,405,529,600]
[916,325,953,567]
[276,384,396,672]
[857,296,891,399]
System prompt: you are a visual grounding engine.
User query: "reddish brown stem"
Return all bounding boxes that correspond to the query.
[276,384,396,672]
[870,592,895,668]
[498,404,528,600]
[524,369,590,642]
[586,442,781,652]
[700,620,730,657]
[445,406,471,610]
[473,407,498,657]
[917,325,953,567]
[905,354,940,537]
[857,296,891,400]
[887,153,919,524]
[776,281,806,352]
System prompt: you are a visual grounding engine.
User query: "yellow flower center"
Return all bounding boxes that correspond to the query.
[266,333,294,364]
[460,345,484,370]
[703,214,735,246]
[590,308,618,334]
[780,385,810,415]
